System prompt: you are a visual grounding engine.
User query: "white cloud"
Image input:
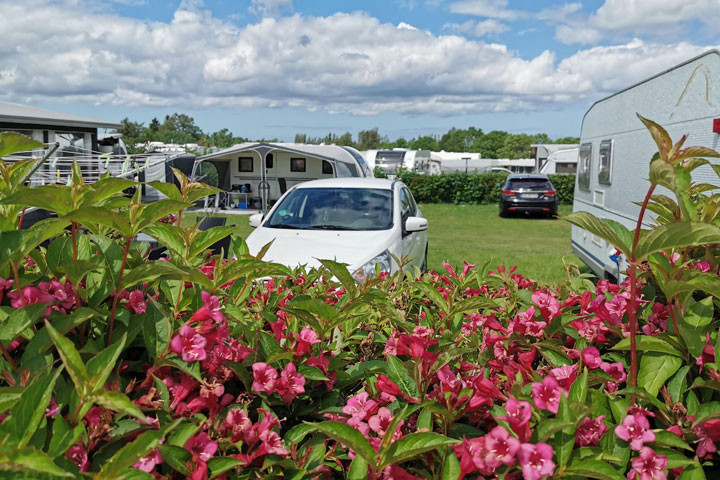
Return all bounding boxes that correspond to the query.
[250,0,293,17]
[445,18,509,36]
[544,0,720,45]
[0,0,713,117]
[449,0,523,20]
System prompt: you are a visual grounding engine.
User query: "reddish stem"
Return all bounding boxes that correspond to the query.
[627,183,657,389]
[17,207,26,230]
[71,221,78,261]
[108,236,132,345]
[0,341,17,371]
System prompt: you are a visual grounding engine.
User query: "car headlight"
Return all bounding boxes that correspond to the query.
[352,250,392,283]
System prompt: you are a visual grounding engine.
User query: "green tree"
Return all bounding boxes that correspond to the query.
[498,134,534,159]
[358,128,381,150]
[471,130,507,158]
[409,135,439,151]
[294,133,308,144]
[553,136,580,144]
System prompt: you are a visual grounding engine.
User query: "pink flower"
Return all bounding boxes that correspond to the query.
[576,416,608,447]
[277,363,306,403]
[369,407,395,437]
[615,414,655,451]
[462,261,475,277]
[294,328,321,356]
[186,432,218,462]
[189,291,225,324]
[498,397,533,442]
[65,444,89,472]
[550,364,578,390]
[170,325,207,362]
[531,376,565,414]
[45,397,60,417]
[581,346,602,369]
[128,290,147,314]
[518,443,556,480]
[342,392,379,424]
[252,362,279,394]
[133,447,164,472]
[225,409,252,442]
[693,419,720,457]
[7,286,53,315]
[376,374,404,397]
[532,291,561,320]
[601,362,627,390]
[627,447,667,480]
[484,426,520,470]
[694,261,711,273]
[258,429,290,456]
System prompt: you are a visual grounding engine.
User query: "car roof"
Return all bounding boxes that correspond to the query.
[507,174,550,180]
[292,177,396,190]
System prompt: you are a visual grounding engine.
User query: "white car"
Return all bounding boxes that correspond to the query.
[246,178,428,281]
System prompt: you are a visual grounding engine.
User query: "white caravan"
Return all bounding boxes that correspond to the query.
[192,142,370,211]
[540,147,578,174]
[572,50,720,281]
[365,149,433,175]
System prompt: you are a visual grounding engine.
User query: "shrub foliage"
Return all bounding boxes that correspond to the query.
[0,120,718,480]
[378,170,575,205]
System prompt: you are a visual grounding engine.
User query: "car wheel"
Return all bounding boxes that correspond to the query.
[499,208,508,218]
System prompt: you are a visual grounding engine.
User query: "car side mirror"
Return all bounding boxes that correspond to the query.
[249,213,263,228]
[405,216,428,233]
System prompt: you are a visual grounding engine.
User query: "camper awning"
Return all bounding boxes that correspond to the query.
[195,142,361,166]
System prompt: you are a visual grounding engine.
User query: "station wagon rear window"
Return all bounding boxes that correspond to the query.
[507,178,553,190]
[578,143,592,191]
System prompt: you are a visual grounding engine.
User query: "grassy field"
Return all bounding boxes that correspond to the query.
[184,203,582,284]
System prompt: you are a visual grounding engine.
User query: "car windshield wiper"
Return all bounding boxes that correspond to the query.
[309,224,355,231]
[267,224,306,229]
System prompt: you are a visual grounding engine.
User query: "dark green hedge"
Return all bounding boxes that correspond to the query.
[389,171,576,205]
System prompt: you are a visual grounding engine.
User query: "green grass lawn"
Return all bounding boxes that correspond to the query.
[184,203,582,284]
[421,204,581,284]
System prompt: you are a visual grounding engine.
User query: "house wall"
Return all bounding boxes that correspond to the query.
[572,50,720,277]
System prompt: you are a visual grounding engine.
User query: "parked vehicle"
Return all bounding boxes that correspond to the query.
[246,178,428,280]
[192,142,370,211]
[571,49,720,281]
[499,174,558,217]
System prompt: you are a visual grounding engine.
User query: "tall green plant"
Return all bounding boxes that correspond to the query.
[566,114,720,390]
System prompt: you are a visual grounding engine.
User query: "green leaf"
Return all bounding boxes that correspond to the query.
[691,401,720,426]
[90,390,147,422]
[637,352,683,397]
[672,145,720,164]
[297,364,329,381]
[100,420,180,477]
[0,303,47,342]
[634,222,720,260]
[142,224,186,257]
[48,415,84,459]
[612,336,682,357]
[553,395,575,468]
[284,423,316,445]
[0,446,74,477]
[563,458,625,480]
[564,212,632,257]
[0,368,61,448]
[207,457,244,479]
[441,449,461,480]
[667,365,690,404]
[569,367,588,404]
[537,419,575,443]
[44,321,89,391]
[307,421,377,468]
[142,299,170,359]
[651,430,693,451]
[386,355,419,398]
[678,462,706,479]
[318,258,358,298]
[649,158,676,189]
[637,114,672,161]
[189,226,237,258]
[448,295,498,316]
[347,454,369,480]
[678,296,714,358]
[380,432,458,469]
[0,131,45,157]
[86,334,126,392]
[157,444,191,475]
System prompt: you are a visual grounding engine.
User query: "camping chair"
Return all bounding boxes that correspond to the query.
[197,216,231,258]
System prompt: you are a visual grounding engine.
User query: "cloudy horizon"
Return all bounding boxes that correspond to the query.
[2,0,718,140]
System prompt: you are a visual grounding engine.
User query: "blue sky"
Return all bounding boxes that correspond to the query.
[4,0,719,142]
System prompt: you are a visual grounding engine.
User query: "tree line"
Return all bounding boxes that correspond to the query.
[117,114,579,159]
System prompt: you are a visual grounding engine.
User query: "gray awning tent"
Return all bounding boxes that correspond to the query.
[192,142,365,210]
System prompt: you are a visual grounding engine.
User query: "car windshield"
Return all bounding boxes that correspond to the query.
[265,187,393,231]
[507,179,552,190]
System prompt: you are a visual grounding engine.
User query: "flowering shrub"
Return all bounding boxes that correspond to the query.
[0,127,718,479]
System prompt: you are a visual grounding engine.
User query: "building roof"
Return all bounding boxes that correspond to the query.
[0,101,121,129]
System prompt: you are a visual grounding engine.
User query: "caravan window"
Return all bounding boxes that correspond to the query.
[322,160,333,174]
[238,157,253,172]
[266,154,274,169]
[291,158,306,172]
[578,143,592,191]
[598,140,613,185]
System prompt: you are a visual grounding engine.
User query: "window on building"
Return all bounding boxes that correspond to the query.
[56,132,86,156]
[238,157,253,172]
[266,153,273,169]
[578,143,592,191]
[322,160,333,174]
[291,157,306,172]
[598,140,613,185]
